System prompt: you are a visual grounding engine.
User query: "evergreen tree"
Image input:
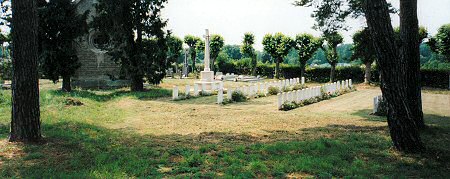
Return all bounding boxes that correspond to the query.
[38,0,88,92]
[92,0,169,91]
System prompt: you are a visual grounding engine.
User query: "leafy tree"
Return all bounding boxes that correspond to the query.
[322,32,343,82]
[92,0,168,91]
[429,24,450,61]
[167,35,183,66]
[351,27,376,84]
[210,34,225,72]
[293,33,323,78]
[38,0,88,92]
[262,33,292,79]
[241,33,257,75]
[9,0,41,142]
[222,45,242,60]
[184,35,201,73]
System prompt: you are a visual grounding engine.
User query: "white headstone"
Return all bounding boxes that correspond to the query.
[301,77,305,85]
[277,94,282,109]
[349,79,353,88]
[172,86,178,100]
[202,83,206,93]
[194,84,199,96]
[185,85,190,96]
[218,89,223,104]
[228,89,233,100]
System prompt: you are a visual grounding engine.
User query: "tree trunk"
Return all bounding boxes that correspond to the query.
[400,0,425,129]
[364,0,424,153]
[275,57,281,79]
[130,75,144,92]
[330,63,336,82]
[62,75,72,92]
[10,0,42,142]
[364,61,372,84]
[300,61,306,79]
[252,56,257,76]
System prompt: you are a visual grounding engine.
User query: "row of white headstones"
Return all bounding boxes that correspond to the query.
[218,77,307,104]
[172,82,225,100]
[277,79,353,110]
[172,77,307,103]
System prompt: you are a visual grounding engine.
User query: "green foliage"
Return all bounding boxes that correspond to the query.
[351,27,376,64]
[268,86,280,95]
[167,35,183,65]
[429,24,450,61]
[0,59,11,80]
[222,45,242,60]
[241,32,257,75]
[231,90,247,102]
[210,34,225,71]
[38,0,88,86]
[323,32,343,64]
[91,0,169,90]
[262,33,293,78]
[293,33,323,75]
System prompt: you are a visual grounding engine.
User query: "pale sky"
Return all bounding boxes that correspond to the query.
[162,0,450,50]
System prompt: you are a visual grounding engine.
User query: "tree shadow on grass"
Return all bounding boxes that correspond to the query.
[0,122,449,178]
[48,87,172,102]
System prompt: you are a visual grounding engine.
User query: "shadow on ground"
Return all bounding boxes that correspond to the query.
[48,87,172,102]
[1,118,449,178]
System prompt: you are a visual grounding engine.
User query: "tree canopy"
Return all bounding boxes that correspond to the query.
[429,24,450,61]
[241,33,257,75]
[92,0,169,91]
[293,33,323,77]
[38,0,88,92]
[262,32,293,79]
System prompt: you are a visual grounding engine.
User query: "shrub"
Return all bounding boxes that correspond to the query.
[267,86,280,95]
[292,84,307,90]
[281,101,299,111]
[232,90,247,102]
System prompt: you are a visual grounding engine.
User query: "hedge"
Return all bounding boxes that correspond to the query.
[174,62,450,89]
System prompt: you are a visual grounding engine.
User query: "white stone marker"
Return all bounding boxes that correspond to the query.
[211,82,216,91]
[373,95,382,114]
[277,94,282,109]
[185,85,190,96]
[219,81,224,90]
[228,89,233,100]
[283,92,288,103]
[172,86,179,100]
[301,77,305,85]
[296,90,301,102]
[194,84,199,96]
[287,92,291,102]
[349,79,353,88]
[217,89,223,104]
[202,83,206,93]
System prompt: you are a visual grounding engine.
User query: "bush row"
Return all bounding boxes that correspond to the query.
[182,62,449,89]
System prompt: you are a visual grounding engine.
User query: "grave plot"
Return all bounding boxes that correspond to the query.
[277,79,356,111]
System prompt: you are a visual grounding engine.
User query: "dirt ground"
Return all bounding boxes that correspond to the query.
[107,79,450,136]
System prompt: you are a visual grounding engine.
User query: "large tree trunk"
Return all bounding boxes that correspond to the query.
[275,57,281,79]
[364,61,372,84]
[10,0,42,142]
[364,0,424,153]
[400,0,425,129]
[330,63,336,82]
[62,75,72,92]
[130,75,144,92]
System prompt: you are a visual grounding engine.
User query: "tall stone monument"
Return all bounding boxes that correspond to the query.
[195,29,220,91]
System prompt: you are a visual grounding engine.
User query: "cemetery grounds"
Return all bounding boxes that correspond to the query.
[0,79,449,178]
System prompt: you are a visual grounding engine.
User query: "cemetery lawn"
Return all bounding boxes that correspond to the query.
[1,79,449,178]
